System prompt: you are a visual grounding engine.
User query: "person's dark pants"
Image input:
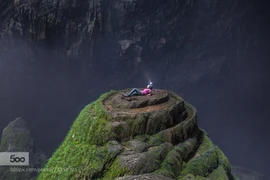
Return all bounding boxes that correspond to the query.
[126,88,142,97]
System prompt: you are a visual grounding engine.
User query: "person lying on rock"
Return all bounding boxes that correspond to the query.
[122,82,153,97]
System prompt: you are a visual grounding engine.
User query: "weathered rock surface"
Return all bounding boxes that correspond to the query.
[0,117,33,152]
[110,90,169,109]
[38,90,236,180]
[0,117,47,180]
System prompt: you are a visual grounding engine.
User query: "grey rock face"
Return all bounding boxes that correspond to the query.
[0,117,47,180]
[0,117,33,152]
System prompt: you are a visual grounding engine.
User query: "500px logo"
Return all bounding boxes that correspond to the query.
[10,155,26,163]
[0,152,29,166]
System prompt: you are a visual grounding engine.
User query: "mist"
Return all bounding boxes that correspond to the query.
[0,0,270,177]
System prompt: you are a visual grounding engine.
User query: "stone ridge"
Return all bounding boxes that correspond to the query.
[102,90,188,142]
[38,90,235,180]
[101,90,234,179]
[110,89,170,109]
[102,90,201,179]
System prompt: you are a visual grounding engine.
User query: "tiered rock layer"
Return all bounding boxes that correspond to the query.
[38,90,235,180]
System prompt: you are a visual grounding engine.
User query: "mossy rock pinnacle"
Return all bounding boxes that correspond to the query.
[38,90,236,180]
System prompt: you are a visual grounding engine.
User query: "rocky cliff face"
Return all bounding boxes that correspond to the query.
[0,117,47,180]
[38,90,236,180]
[0,0,268,87]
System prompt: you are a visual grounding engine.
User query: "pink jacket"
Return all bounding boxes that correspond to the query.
[141,88,151,95]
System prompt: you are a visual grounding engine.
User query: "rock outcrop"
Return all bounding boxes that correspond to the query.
[0,117,47,180]
[0,117,33,152]
[38,90,236,180]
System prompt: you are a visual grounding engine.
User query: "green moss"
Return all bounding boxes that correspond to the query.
[177,131,235,180]
[179,165,230,180]
[146,110,168,134]
[205,165,229,180]
[175,136,197,159]
[177,166,230,180]
[215,146,231,171]
[140,143,173,173]
[196,131,213,152]
[194,176,207,180]
[179,131,218,178]
[215,145,234,179]
[156,135,197,178]
[129,112,149,137]
[37,90,234,180]
[156,168,175,178]
[134,134,150,142]
[103,157,130,179]
[38,91,116,180]
[177,174,204,180]
[112,122,130,141]
[176,131,235,180]
[147,133,164,146]
[157,149,182,178]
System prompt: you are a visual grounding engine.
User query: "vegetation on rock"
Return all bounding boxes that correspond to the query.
[38,90,235,180]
